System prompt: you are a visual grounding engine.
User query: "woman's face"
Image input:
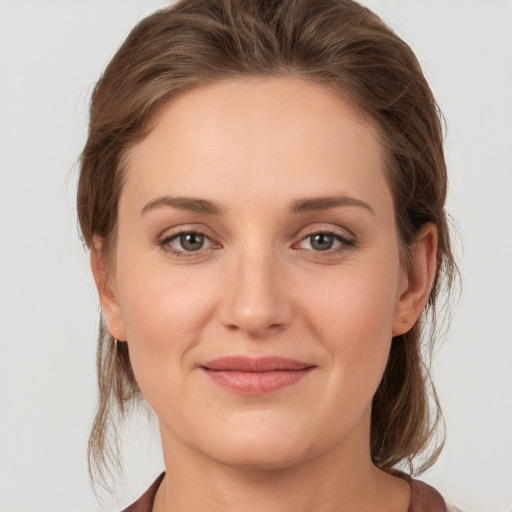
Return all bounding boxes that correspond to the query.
[97,77,418,470]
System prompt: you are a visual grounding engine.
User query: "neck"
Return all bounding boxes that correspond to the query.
[153,418,410,512]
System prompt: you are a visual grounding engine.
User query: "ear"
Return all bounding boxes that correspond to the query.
[392,223,438,336]
[90,235,127,341]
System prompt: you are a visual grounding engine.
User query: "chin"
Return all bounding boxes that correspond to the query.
[192,414,321,471]
[211,438,309,471]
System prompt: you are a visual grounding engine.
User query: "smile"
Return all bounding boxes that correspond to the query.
[200,356,316,395]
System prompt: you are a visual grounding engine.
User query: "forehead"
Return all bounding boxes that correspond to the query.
[121,76,390,214]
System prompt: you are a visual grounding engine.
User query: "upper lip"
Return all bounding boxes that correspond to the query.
[201,356,314,372]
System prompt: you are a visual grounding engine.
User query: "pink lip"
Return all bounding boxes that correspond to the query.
[200,356,315,395]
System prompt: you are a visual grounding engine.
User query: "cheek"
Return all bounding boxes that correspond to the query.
[301,256,400,393]
[115,258,219,404]
[304,258,399,340]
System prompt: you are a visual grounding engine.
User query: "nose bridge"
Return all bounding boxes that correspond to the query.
[220,238,292,337]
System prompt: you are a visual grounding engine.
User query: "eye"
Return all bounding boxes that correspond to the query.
[296,230,355,253]
[160,230,215,257]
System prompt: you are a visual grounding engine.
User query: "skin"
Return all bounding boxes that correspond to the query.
[92,77,437,511]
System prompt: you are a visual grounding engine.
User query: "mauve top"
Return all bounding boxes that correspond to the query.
[121,472,458,512]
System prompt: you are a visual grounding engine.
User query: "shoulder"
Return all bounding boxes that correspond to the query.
[409,478,463,512]
[121,473,165,512]
[120,472,465,512]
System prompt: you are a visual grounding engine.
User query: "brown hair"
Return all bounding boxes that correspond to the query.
[78,0,458,491]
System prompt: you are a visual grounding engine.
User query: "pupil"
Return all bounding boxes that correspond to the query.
[312,234,333,251]
[181,233,203,251]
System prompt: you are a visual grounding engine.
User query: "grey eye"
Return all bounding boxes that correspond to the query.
[309,233,334,251]
[180,233,205,251]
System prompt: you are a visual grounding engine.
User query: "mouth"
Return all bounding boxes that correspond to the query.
[200,356,316,395]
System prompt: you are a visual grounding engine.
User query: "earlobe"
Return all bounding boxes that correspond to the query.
[392,223,438,336]
[90,235,127,341]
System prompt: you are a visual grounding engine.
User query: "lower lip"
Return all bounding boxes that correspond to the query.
[202,368,314,395]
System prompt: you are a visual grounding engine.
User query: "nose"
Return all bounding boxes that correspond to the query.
[218,247,294,338]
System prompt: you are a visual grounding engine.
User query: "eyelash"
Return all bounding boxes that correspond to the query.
[295,230,355,256]
[158,229,355,259]
[159,231,217,259]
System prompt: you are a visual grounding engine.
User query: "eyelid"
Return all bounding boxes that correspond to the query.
[295,223,355,241]
[158,224,217,241]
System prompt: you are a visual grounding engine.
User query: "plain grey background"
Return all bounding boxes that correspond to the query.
[1,1,511,511]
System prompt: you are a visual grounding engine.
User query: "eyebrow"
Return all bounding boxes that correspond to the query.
[288,195,375,215]
[141,194,374,216]
[141,196,226,216]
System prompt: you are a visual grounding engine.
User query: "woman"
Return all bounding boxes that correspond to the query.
[78,0,459,510]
